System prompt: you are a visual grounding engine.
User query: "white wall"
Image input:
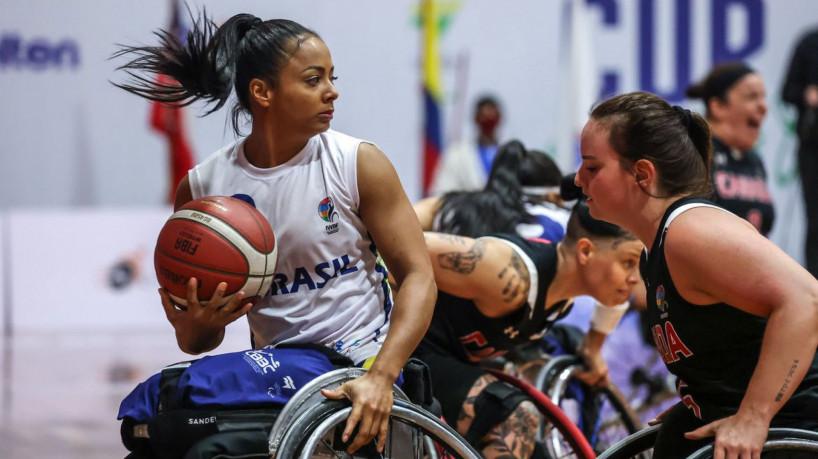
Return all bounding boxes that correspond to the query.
[1,0,817,260]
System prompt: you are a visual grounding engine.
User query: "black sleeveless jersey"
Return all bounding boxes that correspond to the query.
[709,136,775,236]
[418,234,572,363]
[641,197,818,425]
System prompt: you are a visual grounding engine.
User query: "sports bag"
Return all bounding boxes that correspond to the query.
[118,345,351,459]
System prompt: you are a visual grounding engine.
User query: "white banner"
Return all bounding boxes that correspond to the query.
[4,207,246,342]
[1,0,816,262]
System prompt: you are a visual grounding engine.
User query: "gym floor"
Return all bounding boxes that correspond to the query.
[0,311,673,458]
[0,328,250,459]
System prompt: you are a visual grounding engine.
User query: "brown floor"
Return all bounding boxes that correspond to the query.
[0,328,250,458]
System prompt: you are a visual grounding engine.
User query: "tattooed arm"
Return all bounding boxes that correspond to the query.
[424,232,531,317]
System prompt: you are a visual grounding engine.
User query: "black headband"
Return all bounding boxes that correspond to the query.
[702,63,755,101]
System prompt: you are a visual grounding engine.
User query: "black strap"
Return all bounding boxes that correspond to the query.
[274,342,355,368]
[401,358,434,406]
[158,363,192,412]
[464,380,529,444]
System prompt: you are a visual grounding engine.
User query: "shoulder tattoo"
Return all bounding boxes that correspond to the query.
[437,239,487,274]
[498,250,531,304]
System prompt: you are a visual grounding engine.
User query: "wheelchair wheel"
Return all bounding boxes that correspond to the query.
[597,426,818,459]
[686,427,818,458]
[595,425,659,459]
[537,355,643,457]
[487,369,597,459]
[268,367,411,456]
[275,399,481,458]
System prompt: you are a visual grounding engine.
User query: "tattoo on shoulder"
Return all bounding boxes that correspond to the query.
[440,233,469,245]
[438,239,487,274]
[498,250,531,304]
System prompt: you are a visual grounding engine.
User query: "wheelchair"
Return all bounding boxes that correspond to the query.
[266,367,481,458]
[493,331,643,458]
[596,425,818,458]
[534,355,642,457]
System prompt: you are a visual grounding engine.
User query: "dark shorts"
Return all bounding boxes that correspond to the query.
[413,351,485,426]
[655,402,818,458]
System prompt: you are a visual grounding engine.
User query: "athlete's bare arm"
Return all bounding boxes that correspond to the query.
[424,232,530,318]
[666,207,818,454]
[321,142,437,453]
[413,196,442,231]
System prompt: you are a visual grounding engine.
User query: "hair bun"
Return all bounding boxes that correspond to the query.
[560,173,585,201]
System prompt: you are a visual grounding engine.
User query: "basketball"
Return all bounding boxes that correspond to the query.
[154,196,277,308]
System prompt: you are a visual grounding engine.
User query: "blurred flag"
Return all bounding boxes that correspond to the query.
[555,0,598,173]
[151,0,195,203]
[421,0,444,196]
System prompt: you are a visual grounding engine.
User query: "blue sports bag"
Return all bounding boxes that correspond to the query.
[118,345,348,459]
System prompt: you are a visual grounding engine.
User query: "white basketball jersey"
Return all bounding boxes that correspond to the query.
[188,129,392,364]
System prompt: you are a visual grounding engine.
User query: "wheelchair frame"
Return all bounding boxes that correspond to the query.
[268,367,481,458]
[537,355,643,456]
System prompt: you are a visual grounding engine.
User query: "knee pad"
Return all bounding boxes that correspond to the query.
[464,380,530,444]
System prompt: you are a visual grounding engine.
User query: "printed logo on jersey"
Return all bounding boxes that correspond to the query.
[459,331,505,362]
[231,193,257,208]
[655,284,669,318]
[503,326,519,339]
[268,254,359,296]
[652,321,694,364]
[318,197,340,234]
[677,380,702,419]
[332,339,362,357]
[243,349,280,374]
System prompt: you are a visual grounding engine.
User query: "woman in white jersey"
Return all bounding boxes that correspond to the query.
[113,12,436,454]
[574,91,818,458]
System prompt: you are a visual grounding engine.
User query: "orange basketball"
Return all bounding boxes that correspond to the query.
[154,196,277,307]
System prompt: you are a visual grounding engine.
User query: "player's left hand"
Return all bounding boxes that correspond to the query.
[573,345,609,388]
[685,413,768,459]
[321,371,394,453]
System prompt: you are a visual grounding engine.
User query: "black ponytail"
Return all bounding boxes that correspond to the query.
[686,112,713,188]
[112,9,319,135]
[111,7,230,112]
[437,140,529,237]
[483,140,528,211]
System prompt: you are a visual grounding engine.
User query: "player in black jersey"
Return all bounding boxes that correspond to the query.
[686,62,774,236]
[575,91,818,458]
[415,202,643,459]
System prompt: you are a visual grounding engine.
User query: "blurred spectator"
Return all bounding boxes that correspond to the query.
[782,28,818,277]
[686,62,774,236]
[430,95,503,195]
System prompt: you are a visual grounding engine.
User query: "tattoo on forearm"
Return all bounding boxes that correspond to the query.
[438,240,487,274]
[776,359,800,402]
[498,251,530,303]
